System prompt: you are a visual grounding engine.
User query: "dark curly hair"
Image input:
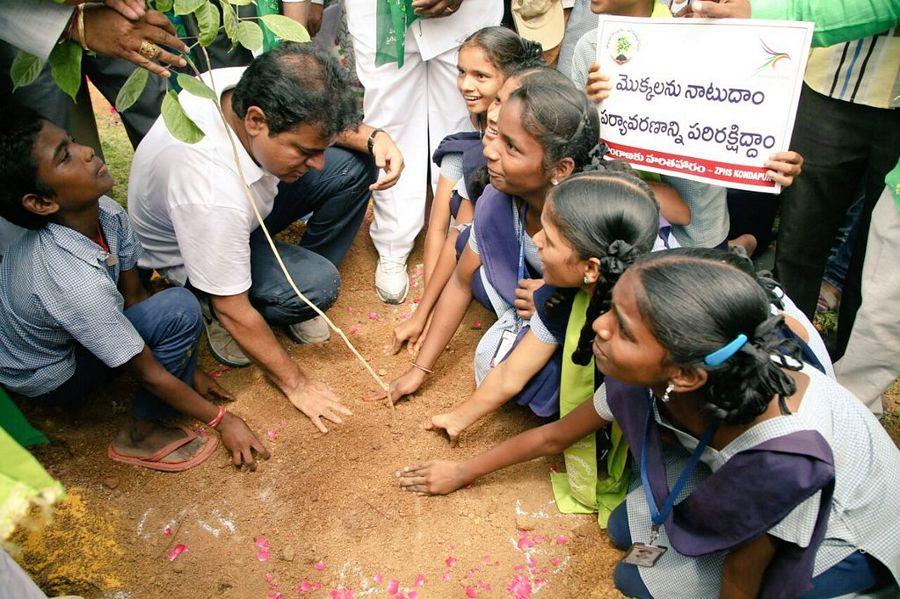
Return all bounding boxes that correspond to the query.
[0,107,54,229]
[231,42,360,137]
[627,250,801,425]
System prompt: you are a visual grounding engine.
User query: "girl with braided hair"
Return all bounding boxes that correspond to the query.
[399,250,899,598]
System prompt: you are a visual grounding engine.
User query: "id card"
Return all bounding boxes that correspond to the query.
[621,542,667,567]
[490,330,518,368]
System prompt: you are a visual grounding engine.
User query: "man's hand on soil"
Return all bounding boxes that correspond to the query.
[287,380,352,433]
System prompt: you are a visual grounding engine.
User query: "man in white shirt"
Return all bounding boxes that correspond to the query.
[128,44,403,433]
[343,0,503,303]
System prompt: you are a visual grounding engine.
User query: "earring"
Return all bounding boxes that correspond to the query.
[662,383,674,402]
[551,179,559,186]
[582,275,591,284]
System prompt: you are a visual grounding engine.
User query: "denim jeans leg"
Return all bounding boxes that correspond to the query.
[263,147,376,266]
[247,236,341,326]
[822,188,865,290]
[124,288,204,421]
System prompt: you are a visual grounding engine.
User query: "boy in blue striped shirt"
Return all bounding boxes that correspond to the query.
[0,109,268,472]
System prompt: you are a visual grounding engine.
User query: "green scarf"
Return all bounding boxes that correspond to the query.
[257,0,283,53]
[550,290,630,527]
[375,0,419,68]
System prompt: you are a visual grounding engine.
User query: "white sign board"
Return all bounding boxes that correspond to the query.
[595,16,813,193]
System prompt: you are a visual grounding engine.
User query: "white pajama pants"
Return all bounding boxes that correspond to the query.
[344,3,475,259]
[834,186,900,416]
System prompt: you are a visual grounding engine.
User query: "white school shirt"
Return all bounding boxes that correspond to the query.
[128,67,280,296]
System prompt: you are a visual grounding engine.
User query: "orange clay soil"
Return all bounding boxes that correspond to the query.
[14,214,625,599]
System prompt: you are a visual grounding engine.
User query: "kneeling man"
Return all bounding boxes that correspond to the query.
[128,43,403,432]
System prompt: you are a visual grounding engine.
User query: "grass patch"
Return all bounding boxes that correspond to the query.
[89,84,133,207]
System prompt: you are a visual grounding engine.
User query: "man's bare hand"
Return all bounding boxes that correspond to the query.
[75,6,188,78]
[411,0,463,19]
[370,130,405,191]
[286,380,352,433]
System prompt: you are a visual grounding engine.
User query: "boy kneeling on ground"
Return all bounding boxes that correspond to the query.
[0,108,268,472]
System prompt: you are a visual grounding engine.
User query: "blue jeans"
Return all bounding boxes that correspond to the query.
[606,503,893,599]
[822,188,865,291]
[35,288,203,422]
[247,147,376,326]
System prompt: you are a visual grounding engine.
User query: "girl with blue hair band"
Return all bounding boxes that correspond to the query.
[397,249,899,599]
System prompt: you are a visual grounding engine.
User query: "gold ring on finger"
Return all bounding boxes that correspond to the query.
[139,40,161,60]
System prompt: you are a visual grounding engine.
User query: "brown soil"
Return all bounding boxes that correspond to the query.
[13,213,623,599]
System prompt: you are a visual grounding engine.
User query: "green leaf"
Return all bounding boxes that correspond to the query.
[10,51,44,92]
[176,73,217,101]
[153,0,174,11]
[174,0,205,16]
[259,14,310,43]
[222,2,238,45]
[225,0,253,5]
[195,1,221,47]
[115,67,150,112]
[161,90,205,144]
[48,42,83,102]
[236,21,263,52]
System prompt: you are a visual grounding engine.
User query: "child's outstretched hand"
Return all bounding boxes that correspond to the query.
[424,412,466,447]
[365,368,427,405]
[396,460,469,495]
[765,151,804,187]
[586,63,612,104]
[391,317,426,355]
[217,412,270,471]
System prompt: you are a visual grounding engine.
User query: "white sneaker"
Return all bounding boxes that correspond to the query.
[287,315,331,344]
[374,256,409,304]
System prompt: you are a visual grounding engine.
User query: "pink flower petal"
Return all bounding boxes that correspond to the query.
[329,590,353,599]
[266,430,278,441]
[464,586,478,598]
[555,535,568,545]
[374,573,383,584]
[471,320,482,329]
[266,593,282,599]
[481,555,491,565]
[368,312,378,321]
[516,535,534,550]
[550,557,561,567]
[348,325,360,335]
[167,544,187,561]
[413,574,425,587]
[163,525,172,536]
[533,535,545,544]
[255,536,270,561]
[549,464,559,473]
[386,579,399,594]
[505,574,533,599]
[445,556,457,568]
[314,561,326,571]
[441,572,451,582]
[265,573,275,584]
[297,580,312,593]
[412,298,420,304]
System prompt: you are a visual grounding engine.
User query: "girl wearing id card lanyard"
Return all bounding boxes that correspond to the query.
[398,250,899,598]
[369,69,601,408]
